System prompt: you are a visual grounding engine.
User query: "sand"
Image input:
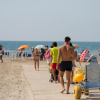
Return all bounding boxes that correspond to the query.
[0,57,34,100]
[0,57,100,100]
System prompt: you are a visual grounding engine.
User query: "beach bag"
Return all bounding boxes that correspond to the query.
[45,52,50,59]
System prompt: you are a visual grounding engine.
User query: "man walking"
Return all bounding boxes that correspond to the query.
[50,42,61,83]
[57,37,78,94]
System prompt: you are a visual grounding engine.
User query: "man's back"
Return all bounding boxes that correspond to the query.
[60,44,73,61]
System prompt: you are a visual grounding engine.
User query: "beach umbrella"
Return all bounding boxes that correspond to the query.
[72,44,79,47]
[17,45,30,50]
[35,45,46,49]
[80,49,88,62]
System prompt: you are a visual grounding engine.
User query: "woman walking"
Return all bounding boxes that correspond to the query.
[32,48,40,71]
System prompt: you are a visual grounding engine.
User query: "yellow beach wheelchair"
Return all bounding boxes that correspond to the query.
[73,55,100,99]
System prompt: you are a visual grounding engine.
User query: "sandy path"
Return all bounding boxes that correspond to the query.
[22,61,100,100]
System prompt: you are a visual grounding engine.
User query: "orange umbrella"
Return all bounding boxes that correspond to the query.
[72,44,79,47]
[17,45,30,50]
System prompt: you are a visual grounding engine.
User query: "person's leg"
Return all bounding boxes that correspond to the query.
[0,56,3,63]
[48,63,50,67]
[0,57,1,62]
[57,64,61,83]
[1,57,3,63]
[37,60,39,71]
[48,62,50,66]
[70,70,74,84]
[59,71,65,93]
[52,69,57,83]
[33,60,37,70]
[66,71,71,94]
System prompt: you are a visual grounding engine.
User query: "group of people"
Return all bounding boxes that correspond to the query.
[49,37,78,94]
[0,37,79,94]
[32,36,79,94]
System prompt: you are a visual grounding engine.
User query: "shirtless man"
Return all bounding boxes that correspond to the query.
[57,37,78,94]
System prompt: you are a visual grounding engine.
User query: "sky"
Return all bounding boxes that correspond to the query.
[0,0,100,41]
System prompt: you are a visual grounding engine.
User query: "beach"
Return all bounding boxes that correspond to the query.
[0,57,100,100]
[1,0,100,99]
[0,57,34,100]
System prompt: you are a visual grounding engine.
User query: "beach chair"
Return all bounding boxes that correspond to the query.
[74,55,100,99]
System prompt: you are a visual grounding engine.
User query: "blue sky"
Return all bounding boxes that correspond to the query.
[0,0,100,41]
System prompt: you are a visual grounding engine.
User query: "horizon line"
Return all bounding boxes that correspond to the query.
[0,40,100,42]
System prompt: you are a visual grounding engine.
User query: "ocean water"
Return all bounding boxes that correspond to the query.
[0,41,100,55]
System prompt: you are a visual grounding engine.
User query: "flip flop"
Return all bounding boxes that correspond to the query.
[60,89,65,93]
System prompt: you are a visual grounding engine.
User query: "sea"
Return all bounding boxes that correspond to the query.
[0,41,100,57]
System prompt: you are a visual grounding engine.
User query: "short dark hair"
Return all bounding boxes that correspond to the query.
[52,42,57,47]
[65,36,71,42]
[70,43,73,47]
[51,45,53,48]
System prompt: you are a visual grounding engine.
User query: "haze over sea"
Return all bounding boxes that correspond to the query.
[0,41,100,55]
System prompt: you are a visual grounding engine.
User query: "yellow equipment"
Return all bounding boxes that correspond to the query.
[49,63,52,73]
[74,85,82,99]
[73,69,84,83]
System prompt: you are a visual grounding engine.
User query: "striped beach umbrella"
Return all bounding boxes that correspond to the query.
[80,49,88,61]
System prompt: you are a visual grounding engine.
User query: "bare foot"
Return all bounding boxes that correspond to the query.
[60,89,65,93]
[66,91,70,94]
[66,92,70,94]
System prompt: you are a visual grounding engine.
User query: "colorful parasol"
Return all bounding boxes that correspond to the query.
[72,44,79,47]
[80,49,88,62]
[17,45,30,50]
[35,45,46,49]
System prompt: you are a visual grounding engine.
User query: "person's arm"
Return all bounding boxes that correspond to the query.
[50,49,52,58]
[72,48,79,62]
[57,48,61,70]
[32,53,34,60]
[72,58,76,67]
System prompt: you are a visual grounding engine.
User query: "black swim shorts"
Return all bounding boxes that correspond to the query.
[60,61,72,72]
